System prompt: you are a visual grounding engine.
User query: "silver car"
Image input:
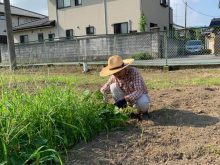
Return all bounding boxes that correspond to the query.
[186,40,203,54]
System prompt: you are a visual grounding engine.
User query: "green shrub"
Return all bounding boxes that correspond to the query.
[202,49,212,55]
[132,52,153,60]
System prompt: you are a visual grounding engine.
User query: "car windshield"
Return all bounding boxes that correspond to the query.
[186,40,202,46]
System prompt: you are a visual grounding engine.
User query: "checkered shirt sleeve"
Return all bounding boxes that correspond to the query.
[100,75,114,94]
[125,68,146,103]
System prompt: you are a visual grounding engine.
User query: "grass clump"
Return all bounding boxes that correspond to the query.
[132,52,153,60]
[0,84,128,164]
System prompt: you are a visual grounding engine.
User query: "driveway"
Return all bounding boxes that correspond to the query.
[133,55,220,66]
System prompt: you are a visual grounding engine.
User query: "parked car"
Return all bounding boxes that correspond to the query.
[185,40,204,54]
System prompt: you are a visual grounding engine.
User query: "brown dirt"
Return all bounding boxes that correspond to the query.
[2,66,219,164]
[66,87,220,165]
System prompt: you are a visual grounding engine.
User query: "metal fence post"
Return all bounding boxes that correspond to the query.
[164,31,168,66]
[75,37,80,63]
[83,41,88,72]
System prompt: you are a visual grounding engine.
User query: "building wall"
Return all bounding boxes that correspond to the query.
[207,34,215,54]
[142,0,170,31]
[0,3,46,18]
[48,0,172,37]
[12,0,172,43]
[13,27,56,43]
[0,19,6,35]
[48,0,141,37]
[48,0,59,37]
[214,34,220,55]
[0,2,45,38]
[0,15,40,35]
[107,0,140,33]
[12,16,39,27]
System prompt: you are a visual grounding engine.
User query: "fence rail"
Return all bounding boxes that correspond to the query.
[1,26,220,67]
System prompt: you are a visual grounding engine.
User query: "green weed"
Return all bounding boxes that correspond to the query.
[0,84,127,164]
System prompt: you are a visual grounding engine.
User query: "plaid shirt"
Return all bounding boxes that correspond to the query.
[100,67,148,104]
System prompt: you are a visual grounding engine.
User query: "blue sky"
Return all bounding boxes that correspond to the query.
[171,0,220,27]
[2,0,220,27]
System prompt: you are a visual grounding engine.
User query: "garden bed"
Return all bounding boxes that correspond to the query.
[67,87,220,164]
[0,66,220,164]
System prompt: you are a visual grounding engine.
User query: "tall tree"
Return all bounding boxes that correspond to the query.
[3,0,16,70]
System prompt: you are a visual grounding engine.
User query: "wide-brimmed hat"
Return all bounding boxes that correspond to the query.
[100,55,134,77]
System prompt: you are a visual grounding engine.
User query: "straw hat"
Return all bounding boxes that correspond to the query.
[100,55,134,77]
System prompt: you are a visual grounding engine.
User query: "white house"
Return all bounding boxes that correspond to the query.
[48,0,173,37]
[13,0,173,43]
[0,2,46,43]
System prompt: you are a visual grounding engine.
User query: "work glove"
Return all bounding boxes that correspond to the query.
[114,98,127,108]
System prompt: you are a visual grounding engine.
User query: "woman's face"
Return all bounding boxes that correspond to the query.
[113,68,126,78]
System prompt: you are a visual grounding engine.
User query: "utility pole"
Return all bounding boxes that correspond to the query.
[3,0,16,71]
[104,0,108,34]
[184,0,187,40]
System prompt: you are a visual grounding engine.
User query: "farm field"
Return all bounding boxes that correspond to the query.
[0,66,220,164]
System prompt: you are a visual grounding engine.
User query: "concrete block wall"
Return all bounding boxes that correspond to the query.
[0,32,161,65]
[214,35,220,56]
[167,38,185,58]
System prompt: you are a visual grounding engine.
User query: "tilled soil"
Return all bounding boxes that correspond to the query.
[66,86,220,165]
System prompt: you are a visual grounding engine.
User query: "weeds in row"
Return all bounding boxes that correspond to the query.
[0,83,128,164]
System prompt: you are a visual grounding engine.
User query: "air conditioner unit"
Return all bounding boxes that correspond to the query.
[160,0,168,7]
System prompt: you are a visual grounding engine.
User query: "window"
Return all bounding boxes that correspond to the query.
[150,23,158,28]
[0,15,5,20]
[57,0,71,9]
[164,26,167,31]
[160,0,168,7]
[38,33,44,42]
[66,29,74,39]
[86,26,95,35]
[75,0,82,6]
[48,33,55,41]
[113,23,128,34]
[130,30,137,33]
[20,35,28,43]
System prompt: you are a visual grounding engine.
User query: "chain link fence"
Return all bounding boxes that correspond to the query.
[1,26,220,67]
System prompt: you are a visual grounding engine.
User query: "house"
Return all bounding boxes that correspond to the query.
[12,0,173,43]
[204,18,220,55]
[201,18,220,55]
[209,18,220,55]
[0,2,46,43]
[210,18,220,27]
[13,17,56,43]
[204,29,215,54]
[48,0,173,37]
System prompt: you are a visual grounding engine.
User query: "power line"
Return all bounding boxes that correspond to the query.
[187,4,220,18]
[182,0,220,18]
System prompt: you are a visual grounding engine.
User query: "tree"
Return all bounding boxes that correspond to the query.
[139,12,147,32]
[3,0,16,71]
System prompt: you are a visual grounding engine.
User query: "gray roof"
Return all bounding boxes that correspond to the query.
[210,18,220,27]
[13,17,55,31]
[0,2,46,18]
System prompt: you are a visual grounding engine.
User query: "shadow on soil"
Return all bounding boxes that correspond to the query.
[149,108,219,127]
